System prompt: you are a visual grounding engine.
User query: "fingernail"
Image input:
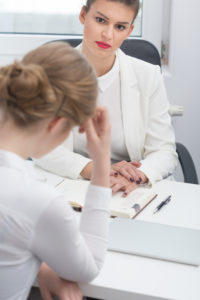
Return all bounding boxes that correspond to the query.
[136,180,140,184]
[123,192,128,197]
[114,172,118,177]
[130,177,134,182]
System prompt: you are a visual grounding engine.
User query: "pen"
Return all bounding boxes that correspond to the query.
[153,195,171,214]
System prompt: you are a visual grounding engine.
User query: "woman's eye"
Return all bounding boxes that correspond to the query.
[116,24,126,31]
[96,17,105,23]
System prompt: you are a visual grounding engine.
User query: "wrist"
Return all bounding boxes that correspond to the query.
[92,158,110,188]
[80,162,93,179]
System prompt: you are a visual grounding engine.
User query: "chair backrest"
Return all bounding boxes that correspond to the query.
[176,143,198,184]
[120,39,161,67]
[54,38,161,67]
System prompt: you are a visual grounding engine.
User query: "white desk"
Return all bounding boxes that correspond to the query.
[78,180,200,300]
[33,166,200,300]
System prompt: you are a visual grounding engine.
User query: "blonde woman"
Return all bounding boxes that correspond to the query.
[37,0,177,197]
[0,42,111,300]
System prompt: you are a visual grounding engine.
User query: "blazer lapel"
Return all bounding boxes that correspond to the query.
[117,49,142,161]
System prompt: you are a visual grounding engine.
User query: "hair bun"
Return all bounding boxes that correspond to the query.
[0,60,53,105]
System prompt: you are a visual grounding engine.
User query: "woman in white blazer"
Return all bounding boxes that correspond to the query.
[36,0,177,196]
[0,42,111,300]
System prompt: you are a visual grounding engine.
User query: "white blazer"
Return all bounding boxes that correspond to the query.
[36,49,177,184]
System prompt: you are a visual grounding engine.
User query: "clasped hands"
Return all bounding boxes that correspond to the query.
[110,160,148,197]
[79,106,148,195]
[81,159,148,196]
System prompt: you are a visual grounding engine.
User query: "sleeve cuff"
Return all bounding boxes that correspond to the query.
[84,184,112,211]
[138,163,162,186]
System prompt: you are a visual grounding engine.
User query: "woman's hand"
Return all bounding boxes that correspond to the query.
[81,107,111,187]
[111,160,148,184]
[38,263,82,300]
[83,107,111,161]
[110,174,139,197]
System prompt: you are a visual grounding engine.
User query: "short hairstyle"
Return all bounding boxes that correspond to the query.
[85,0,140,22]
[0,42,97,127]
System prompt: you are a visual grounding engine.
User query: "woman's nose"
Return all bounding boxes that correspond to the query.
[102,25,113,40]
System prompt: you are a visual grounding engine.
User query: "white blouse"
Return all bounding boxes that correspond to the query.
[0,150,111,300]
[73,53,129,164]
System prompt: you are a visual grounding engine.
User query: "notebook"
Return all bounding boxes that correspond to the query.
[56,179,157,218]
[108,218,200,266]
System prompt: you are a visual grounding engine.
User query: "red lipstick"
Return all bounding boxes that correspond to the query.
[96,41,111,49]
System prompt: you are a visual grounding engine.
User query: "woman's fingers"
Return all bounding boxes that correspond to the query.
[59,282,82,300]
[38,263,82,300]
[110,173,142,196]
[118,166,141,183]
[110,174,127,193]
[131,160,141,168]
[112,182,126,194]
[110,174,138,194]
[110,170,119,177]
[39,289,53,300]
[111,161,142,183]
[89,106,110,138]
[122,182,138,197]
[83,107,111,161]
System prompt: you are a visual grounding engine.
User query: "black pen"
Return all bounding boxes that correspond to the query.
[153,195,171,214]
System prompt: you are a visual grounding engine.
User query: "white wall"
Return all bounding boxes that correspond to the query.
[164,0,200,182]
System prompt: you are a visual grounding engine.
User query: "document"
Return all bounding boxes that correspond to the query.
[56,179,157,218]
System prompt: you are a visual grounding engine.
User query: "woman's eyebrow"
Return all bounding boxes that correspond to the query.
[95,11,109,20]
[95,11,130,24]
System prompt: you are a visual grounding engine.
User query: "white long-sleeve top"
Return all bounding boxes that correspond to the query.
[0,150,111,300]
[36,48,177,184]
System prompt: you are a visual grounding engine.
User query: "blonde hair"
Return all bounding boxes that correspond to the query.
[0,42,98,127]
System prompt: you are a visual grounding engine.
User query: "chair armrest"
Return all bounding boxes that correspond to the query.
[176,142,198,184]
[169,104,184,116]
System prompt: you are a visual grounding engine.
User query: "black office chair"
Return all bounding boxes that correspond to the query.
[52,38,161,66]
[51,38,198,184]
[176,143,198,184]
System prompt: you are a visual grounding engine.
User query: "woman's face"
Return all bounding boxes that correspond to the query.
[79,0,135,59]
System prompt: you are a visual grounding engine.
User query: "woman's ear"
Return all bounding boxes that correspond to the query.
[126,24,134,39]
[48,117,69,134]
[79,125,85,134]
[79,6,87,24]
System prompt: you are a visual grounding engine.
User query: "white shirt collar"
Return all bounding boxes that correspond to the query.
[77,43,120,93]
[0,150,27,172]
[98,54,120,92]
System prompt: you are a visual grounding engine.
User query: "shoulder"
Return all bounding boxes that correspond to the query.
[11,170,63,224]
[0,157,64,228]
[118,48,160,76]
[117,48,162,93]
[24,176,62,219]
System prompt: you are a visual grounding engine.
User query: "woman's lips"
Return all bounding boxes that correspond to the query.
[96,41,111,49]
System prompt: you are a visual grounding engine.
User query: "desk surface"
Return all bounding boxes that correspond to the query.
[33,165,200,300]
[80,180,200,300]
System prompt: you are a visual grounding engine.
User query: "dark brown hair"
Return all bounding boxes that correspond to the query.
[85,0,140,22]
[0,42,97,127]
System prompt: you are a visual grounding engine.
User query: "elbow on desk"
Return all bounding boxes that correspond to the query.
[57,257,104,283]
[60,267,100,284]
[75,260,104,283]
